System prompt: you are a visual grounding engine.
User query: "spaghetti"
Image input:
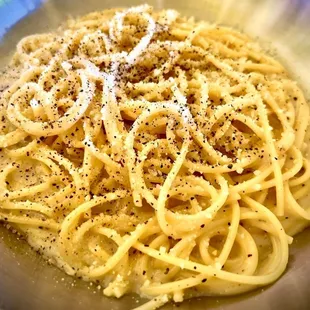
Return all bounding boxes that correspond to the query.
[1,5,310,310]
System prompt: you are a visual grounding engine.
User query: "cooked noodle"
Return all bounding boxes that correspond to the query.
[1,5,310,310]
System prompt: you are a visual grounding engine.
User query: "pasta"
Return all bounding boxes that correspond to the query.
[1,4,310,310]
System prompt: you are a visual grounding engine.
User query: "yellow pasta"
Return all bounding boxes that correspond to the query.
[0,5,310,310]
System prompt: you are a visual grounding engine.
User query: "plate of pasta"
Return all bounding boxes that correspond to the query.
[0,1,310,310]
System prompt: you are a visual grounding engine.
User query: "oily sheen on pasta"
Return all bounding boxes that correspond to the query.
[1,5,310,310]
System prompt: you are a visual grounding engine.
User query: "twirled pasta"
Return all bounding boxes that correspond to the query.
[1,5,310,310]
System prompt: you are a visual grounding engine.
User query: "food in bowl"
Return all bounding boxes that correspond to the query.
[0,4,309,309]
